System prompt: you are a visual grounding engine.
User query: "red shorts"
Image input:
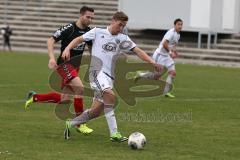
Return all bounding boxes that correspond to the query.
[57,63,79,88]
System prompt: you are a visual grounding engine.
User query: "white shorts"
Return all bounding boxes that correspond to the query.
[152,52,175,71]
[89,70,114,103]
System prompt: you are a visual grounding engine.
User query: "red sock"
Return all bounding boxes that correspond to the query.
[33,92,61,103]
[74,98,84,128]
[74,98,84,116]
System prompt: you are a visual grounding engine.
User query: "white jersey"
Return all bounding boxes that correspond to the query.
[155,28,180,55]
[82,27,136,78]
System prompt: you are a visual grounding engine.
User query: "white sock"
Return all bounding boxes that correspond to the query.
[104,105,118,136]
[139,71,155,79]
[70,109,90,127]
[164,75,173,94]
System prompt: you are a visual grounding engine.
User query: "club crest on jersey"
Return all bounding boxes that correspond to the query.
[102,42,117,52]
[119,40,132,50]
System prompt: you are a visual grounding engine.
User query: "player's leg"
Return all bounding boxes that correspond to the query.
[24,91,61,109]
[65,70,126,141]
[65,68,86,120]
[73,95,84,117]
[135,71,161,82]
[164,61,176,98]
[63,80,87,131]
[24,82,72,109]
[66,76,84,96]
[7,38,11,51]
[64,92,109,140]
[66,76,93,134]
[90,87,126,141]
[93,71,127,141]
[71,68,85,119]
[64,89,127,141]
[89,88,127,142]
[102,89,128,142]
[103,89,117,136]
[64,99,104,139]
[3,38,6,51]
[134,53,165,82]
[73,94,94,134]
[55,63,92,134]
[25,63,74,109]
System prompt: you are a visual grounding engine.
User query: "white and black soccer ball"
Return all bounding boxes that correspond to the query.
[128,132,146,149]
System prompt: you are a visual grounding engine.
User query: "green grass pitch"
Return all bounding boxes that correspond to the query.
[0,51,239,160]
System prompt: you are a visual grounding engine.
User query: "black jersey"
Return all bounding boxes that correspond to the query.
[52,22,92,67]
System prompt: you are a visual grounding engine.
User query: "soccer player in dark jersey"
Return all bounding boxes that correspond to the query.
[25,6,94,134]
[2,24,12,51]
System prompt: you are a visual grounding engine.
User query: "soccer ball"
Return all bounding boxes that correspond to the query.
[128,132,146,149]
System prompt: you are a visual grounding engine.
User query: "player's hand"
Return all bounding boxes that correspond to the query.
[170,51,178,59]
[48,58,57,70]
[62,48,71,61]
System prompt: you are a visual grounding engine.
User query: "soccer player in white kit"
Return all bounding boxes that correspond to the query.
[136,19,183,98]
[61,11,162,141]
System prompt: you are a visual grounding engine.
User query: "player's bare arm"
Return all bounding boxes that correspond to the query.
[163,40,178,59]
[172,43,177,52]
[170,44,178,59]
[132,47,163,72]
[62,36,85,60]
[163,39,170,53]
[47,37,58,69]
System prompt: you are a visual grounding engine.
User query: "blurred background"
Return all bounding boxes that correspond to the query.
[0,0,240,67]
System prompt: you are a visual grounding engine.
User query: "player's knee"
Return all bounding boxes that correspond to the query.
[103,89,115,104]
[74,86,84,96]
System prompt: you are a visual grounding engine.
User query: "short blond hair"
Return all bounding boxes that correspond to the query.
[112,11,128,21]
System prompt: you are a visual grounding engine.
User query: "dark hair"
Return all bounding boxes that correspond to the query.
[174,18,183,25]
[80,6,94,15]
[112,11,128,21]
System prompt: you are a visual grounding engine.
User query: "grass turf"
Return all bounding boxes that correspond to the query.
[0,51,239,160]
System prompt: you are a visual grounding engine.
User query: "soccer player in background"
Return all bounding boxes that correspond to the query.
[25,6,95,134]
[1,24,12,51]
[135,19,183,98]
[62,11,162,141]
